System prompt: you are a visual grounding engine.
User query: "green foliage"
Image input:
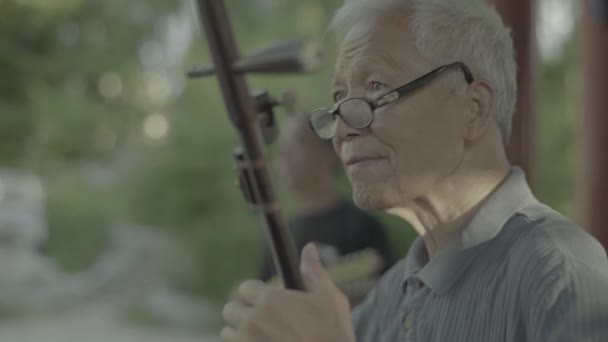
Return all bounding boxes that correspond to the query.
[0,0,178,270]
[45,177,123,271]
[536,29,578,216]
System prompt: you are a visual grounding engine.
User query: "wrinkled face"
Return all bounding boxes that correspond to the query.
[331,10,469,210]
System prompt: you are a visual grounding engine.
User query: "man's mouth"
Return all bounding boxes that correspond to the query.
[345,156,385,166]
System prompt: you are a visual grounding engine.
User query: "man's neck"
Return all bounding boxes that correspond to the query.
[389,165,511,257]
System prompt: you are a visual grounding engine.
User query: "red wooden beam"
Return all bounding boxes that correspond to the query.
[578,0,608,249]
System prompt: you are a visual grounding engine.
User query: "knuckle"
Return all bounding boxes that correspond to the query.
[237,279,265,302]
[237,279,255,291]
[242,279,263,290]
[219,326,236,341]
[222,301,246,327]
[221,302,233,320]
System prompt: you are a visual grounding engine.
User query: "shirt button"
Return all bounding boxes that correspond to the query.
[404,316,414,329]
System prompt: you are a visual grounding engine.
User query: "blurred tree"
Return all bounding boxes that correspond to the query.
[0,0,180,271]
[0,0,178,167]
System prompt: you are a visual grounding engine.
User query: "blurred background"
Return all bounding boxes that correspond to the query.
[0,0,602,340]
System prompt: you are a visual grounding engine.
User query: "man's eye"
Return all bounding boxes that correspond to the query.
[333,92,345,103]
[368,81,386,93]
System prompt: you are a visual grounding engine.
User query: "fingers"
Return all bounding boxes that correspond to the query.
[222,300,251,329]
[235,279,266,306]
[221,275,352,342]
[219,325,237,342]
[222,280,266,330]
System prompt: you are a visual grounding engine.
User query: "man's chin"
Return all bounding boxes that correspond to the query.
[351,187,393,211]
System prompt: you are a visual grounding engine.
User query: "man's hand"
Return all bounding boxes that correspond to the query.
[220,243,356,342]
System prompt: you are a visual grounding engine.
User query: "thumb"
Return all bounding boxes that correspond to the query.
[300,243,337,294]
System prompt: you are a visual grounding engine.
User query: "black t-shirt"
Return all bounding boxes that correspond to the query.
[259,200,395,281]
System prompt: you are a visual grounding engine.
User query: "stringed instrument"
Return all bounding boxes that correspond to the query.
[188,1,323,291]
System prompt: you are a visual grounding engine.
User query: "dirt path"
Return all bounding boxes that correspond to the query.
[0,300,219,342]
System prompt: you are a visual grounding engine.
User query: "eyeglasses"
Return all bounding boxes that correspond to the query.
[308,62,475,140]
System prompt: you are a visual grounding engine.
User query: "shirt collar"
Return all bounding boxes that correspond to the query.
[401,167,538,294]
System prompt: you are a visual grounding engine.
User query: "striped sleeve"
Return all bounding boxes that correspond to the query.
[528,256,608,342]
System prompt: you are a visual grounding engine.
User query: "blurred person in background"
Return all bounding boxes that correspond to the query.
[258,113,395,302]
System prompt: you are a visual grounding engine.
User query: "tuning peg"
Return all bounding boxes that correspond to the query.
[187,38,323,78]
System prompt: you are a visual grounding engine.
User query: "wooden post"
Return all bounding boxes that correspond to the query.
[489,0,536,188]
[578,0,608,249]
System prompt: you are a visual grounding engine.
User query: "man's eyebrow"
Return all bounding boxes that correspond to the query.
[331,61,369,90]
[329,55,408,99]
[330,61,347,90]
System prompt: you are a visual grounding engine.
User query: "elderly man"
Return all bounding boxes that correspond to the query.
[220,0,608,341]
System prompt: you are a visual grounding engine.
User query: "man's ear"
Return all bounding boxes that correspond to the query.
[464,80,495,142]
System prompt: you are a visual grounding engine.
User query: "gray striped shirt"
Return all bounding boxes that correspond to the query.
[353,168,608,342]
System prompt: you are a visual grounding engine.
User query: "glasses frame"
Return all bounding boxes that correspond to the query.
[308,61,475,139]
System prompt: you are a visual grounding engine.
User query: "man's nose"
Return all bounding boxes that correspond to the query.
[334,115,362,142]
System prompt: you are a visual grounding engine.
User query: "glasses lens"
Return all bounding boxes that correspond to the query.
[339,98,373,129]
[309,109,336,139]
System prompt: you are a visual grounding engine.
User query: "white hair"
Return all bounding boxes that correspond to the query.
[329,0,517,145]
